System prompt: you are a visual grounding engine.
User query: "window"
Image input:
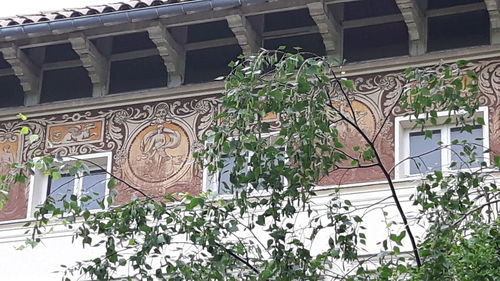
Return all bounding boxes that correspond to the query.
[28,152,112,216]
[205,154,248,195]
[395,107,489,178]
[203,134,287,195]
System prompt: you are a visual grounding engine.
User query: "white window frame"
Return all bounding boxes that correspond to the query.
[27,152,113,217]
[203,132,287,196]
[395,106,489,179]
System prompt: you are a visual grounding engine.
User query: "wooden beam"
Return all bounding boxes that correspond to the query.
[69,33,109,97]
[110,48,159,62]
[147,23,185,87]
[241,0,356,17]
[307,0,342,59]
[0,68,14,76]
[262,25,319,39]
[226,14,261,56]
[395,0,427,56]
[343,14,404,29]
[185,37,239,51]
[0,44,41,105]
[42,59,82,71]
[425,2,486,18]
[484,0,500,44]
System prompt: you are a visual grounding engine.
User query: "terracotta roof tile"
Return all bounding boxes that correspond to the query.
[0,0,197,27]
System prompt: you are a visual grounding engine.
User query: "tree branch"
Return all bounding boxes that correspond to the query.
[452,198,500,227]
[325,94,423,267]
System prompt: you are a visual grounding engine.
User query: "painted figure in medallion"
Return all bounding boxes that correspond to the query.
[138,125,182,178]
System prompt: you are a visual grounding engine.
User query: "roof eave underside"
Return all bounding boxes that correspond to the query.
[0,0,265,40]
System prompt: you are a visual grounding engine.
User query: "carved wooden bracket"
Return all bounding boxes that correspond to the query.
[69,33,109,97]
[484,0,500,44]
[307,1,342,59]
[395,0,427,55]
[226,14,261,57]
[147,24,185,87]
[0,43,41,105]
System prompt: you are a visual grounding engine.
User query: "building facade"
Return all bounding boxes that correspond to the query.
[0,0,499,280]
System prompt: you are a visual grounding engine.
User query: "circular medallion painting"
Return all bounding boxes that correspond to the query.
[128,123,190,183]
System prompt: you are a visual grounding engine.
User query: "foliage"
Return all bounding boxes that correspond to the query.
[1,50,499,281]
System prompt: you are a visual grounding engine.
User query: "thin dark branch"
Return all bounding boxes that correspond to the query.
[452,198,500,227]
[213,240,260,274]
[334,163,378,170]
[373,90,404,143]
[325,100,423,268]
[329,69,359,128]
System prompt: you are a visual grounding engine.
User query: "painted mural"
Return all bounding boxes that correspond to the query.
[0,57,498,221]
[129,123,187,183]
[47,120,104,147]
[111,100,219,197]
[0,128,25,221]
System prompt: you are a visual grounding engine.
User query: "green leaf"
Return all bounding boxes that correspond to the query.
[341,79,354,89]
[107,178,117,189]
[494,155,500,167]
[275,137,285,146]
[20,127,29,135]
[29,134,39,143]
[256,215,265,226]
[456,60,469,67]
[16,113,28,121]
[297,77,311,93]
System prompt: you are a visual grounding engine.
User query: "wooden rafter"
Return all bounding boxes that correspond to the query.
[484,0,500,44]
[307,1,342,59]
[69,33,109,96]
[226,14,261,56]
[147,23,185,87]
[395,0,427,55]
[0,43,41,104]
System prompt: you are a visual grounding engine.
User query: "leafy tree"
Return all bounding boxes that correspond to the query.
[1,50,499,280]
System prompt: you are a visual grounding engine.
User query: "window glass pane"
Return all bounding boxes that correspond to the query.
[219,156,236,194]
[450,126,484,169]
[217,156,249,195]
[47,175,75,209]
[253,146,287,191]
[81,171,107,210]
[409,130,442,174]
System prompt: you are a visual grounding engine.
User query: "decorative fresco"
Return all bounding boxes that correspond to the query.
[0,136,19,175]
[333,100,378,142]
[129,123,188,183]
[0,57,498,220]
[0,128,25,221]
[112,100,219,197]
[47,120,104,147]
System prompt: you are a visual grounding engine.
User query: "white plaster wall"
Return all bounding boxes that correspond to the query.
[0,179,429,281]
